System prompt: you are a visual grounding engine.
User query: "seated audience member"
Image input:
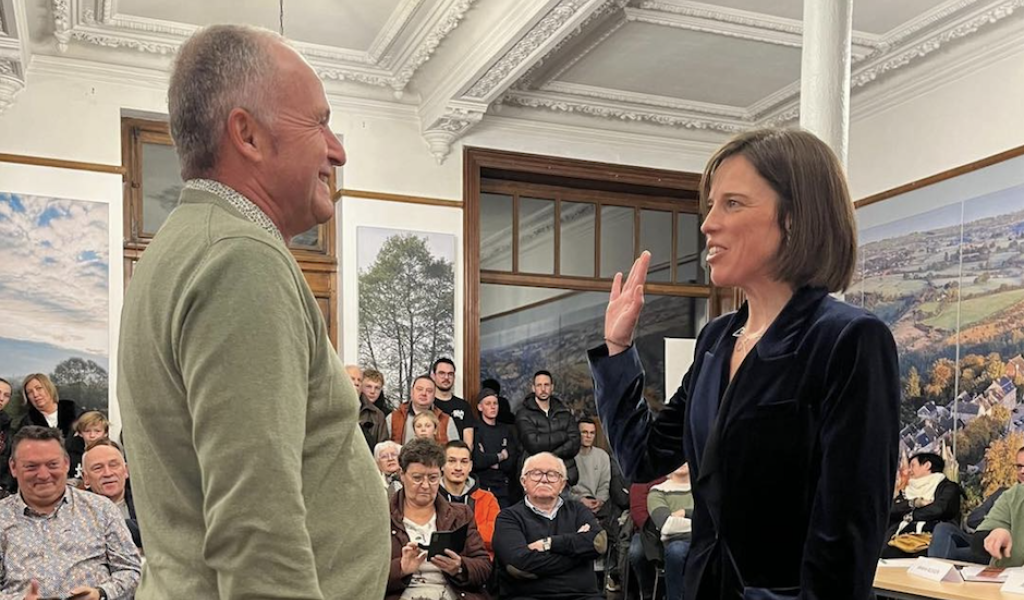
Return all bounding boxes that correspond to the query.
[66,410,110,484]
[17,373,78,438]
[386,376,458,444]
[359,382,388,452]
[439,440,501,559]
[930,446,1024,564]
[881,451,961,558]
[345,364,363,391]
[571,418,610,516]
[0,377,14,494]
[472,388,519,509]
[647,463,694,600]
[375,441,403,496]
[480,378,515,425]
[82,438,142,549]
[628,477,667,600]
[413,410,442,442]
[386,438,491,600]
[972,446,1024,567]
[493,452,606,600]
[362,368,392,416]
[0,426,141,598]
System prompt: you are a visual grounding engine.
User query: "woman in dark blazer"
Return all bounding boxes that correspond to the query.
[589,129,901,600]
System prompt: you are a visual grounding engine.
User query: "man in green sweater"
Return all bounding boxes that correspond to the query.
[117,24,389,599]
[973,446,1024,567]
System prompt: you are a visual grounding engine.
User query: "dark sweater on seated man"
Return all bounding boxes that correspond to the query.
[493,452,606,600]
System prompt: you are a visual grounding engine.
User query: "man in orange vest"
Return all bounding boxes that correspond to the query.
[385,375,459,444]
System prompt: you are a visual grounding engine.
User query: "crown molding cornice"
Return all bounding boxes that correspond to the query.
[502,88,746,133]
[0,0,28,114]
[47,0,475,96]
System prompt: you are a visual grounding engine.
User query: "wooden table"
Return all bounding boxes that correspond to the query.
[875,565,1017,600]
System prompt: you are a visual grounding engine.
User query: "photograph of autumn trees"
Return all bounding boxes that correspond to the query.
[851,183,1024,506]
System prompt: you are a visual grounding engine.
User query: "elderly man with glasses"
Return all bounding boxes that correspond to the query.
[493,452,607,600]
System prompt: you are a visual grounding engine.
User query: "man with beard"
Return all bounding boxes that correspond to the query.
[431,358,475,446]
[386,376,459,443]
[516,370,581,486]
[439,440,500,558]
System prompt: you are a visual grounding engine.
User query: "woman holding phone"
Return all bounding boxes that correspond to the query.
[386,437,491,600]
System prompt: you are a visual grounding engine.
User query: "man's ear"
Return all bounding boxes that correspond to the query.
[225,107,270,163]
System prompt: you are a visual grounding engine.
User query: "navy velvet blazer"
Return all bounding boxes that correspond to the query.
[589,286,900,600]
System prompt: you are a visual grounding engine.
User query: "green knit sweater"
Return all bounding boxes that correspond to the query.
[118,187,389,599]
[978,483,1024,568]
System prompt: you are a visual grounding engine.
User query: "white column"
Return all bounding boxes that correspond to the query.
[799,0,854,166]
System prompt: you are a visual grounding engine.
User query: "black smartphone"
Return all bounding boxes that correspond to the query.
[417,523,469,558]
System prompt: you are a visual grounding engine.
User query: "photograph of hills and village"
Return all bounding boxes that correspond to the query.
[850,182,1024,507]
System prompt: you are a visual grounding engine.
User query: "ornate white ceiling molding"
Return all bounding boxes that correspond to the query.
[422,101,487,164]
[635,0,882,56]
[883,0,984,46]
[540,81,747,119]
[514,0,628,91]
[463,0,594,101]
[503,89,746,133]
[0,0,28,114]
[46,0,474,97]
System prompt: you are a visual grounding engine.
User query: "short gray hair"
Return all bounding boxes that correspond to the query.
[168,24,282,180]
[374,441,402,461]
[521,452,567,478]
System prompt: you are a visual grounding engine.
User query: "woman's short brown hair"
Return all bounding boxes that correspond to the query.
[399,437,446,471]
[699,128,857,292]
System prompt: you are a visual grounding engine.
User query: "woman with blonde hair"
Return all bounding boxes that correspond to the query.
[18,373,79,438]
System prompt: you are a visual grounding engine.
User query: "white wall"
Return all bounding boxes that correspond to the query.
[848,45,1024,201]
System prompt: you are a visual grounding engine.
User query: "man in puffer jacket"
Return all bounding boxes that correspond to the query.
[515,370,581,486]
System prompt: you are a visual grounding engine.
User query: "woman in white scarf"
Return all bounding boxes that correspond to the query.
[881,452,962,558]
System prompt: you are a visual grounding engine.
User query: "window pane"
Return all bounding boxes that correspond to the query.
[560,202,595,277]
[519,197,554,274]
[291,226,321,249]
[641,209,672,283]
[480,283,707,413]
[676,212,706,284]
[480,193,513,271]
[600,205,634,278]
[141,143,184,236]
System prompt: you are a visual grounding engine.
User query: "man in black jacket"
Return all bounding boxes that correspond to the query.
[516,370,581,486]
[82,439,143,549]
[493,452,605,600]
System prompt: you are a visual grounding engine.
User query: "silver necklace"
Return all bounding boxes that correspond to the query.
[733,325,766,353]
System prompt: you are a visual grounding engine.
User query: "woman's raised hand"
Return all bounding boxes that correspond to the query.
[605,251,650,356]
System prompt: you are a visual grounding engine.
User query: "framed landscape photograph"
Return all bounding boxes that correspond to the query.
[852,145,1024,506]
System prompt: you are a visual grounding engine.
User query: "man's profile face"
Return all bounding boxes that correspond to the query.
[432,363,455,393]
[579,422,596,449]
[83,445,129,502]
[532,374,553,401]
[10,440,69,508]
[260,43,346,237]
[411,379,435,411]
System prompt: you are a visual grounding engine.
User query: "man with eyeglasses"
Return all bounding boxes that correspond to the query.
[970,446,1024,566]
[431,358,475,447]
[493,452,606,600]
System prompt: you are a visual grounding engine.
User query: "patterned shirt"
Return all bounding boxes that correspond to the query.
[185,178,284,242]
[0,486,141,599]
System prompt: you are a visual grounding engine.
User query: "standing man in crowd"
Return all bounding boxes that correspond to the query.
[432,358,475,446]
[118,24,389,599]
[571,418,610,515]
[386,375,459,443]
[516,370,581,486]
[345,365,363,392]
[361,368,392,416]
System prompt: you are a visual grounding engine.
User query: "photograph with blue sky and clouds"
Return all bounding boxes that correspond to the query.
[0,192,109,379]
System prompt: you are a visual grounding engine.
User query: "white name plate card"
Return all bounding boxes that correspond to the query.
[906,557,963,583]
[1003,572,1024,595]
